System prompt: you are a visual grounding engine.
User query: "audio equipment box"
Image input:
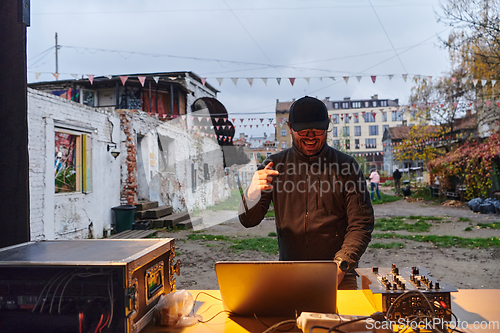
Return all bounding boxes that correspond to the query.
[356,265,457,321]
[0,239,180,333]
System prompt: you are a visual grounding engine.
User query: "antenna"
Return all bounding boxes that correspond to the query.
[55,32,59,73]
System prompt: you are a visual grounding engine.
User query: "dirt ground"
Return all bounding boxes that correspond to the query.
[158,197,500,291]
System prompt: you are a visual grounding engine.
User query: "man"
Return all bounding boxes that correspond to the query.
[393,168,402,195]
[238,96,374,287]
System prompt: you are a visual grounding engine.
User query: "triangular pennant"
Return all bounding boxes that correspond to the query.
[356,76,362,82]
[472,79,478,87]
[462,78,467,84]
[481,79,487,86]
[52,73,60,80]
[35,72,42,80]
[86,75,95,84]
[247,78,253,86]
[492,80,497,88]
[304,77,310,84]
[388,74,393,80]
[240,119,244,123]
[223,118,227,122]
[276,78,281,85]
[289,78,296,86]
[343,76,349,84]
[260,118,264,123]
[216,78,223,86]
[451,77,456,83]
[330,77,336,81]
[105,75,113,80]
[261,78,268,86]
[231,78,238,86]
[402,74,408,82]
[70,74,78,80]
[486,101,492,107]
[119,75,128,85]
[198,117,203,122]
[137,76,146,87]
[371,75,376,83]
[201,78,207,86]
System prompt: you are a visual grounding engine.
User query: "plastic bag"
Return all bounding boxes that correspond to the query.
[468,198,483,213]
[154,290,199,327]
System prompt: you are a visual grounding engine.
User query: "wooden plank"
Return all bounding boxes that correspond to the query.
[108,230,157,239]
[145,205,173,219]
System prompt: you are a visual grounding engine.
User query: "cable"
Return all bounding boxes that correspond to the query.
[32,270,64,312]
[261,319,297,333]
[326,316,368,333]
[309,325,333,333]
[197,310,231,323]
[49,271,73,313]
[254,314,296,332]
[94,314,104,333]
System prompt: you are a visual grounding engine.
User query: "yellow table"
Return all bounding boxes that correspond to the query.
[142,289,500,333]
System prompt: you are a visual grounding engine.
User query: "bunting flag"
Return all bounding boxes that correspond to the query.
[87,74,95,85]
[481,79,487,86]
[388,74,393,80]
[231,78,238,86]
[356,76,362,82]
[492,80,497,88]
[151,76,159,84]
[201,78,207,86]
[486,101,492,107]
[71,74,79,80]
[261,78,268,86]
[247,78,253,87]
[52,73,60,80]
[276,78,281,85]
[119,76,128,85]
[330,77,336,81]
[451,77,456,83]
[289,78,296,86]
[371,76,376,83]
[216,78,223,86]
[104,75,112,80]
[304,78,310,84]
[343,76,349,84]
[35,72,41,80]
[138,76,146,87]
[402,74,408,82]
[472,79,478,87]
[462,78,467,84]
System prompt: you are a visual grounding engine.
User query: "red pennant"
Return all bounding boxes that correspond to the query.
[486,101,491,107]
[371,76,376,83]
[138,76,146,87]
[289,78,296,86]
[232,118,235,123]
[119,76,128,85]
[87,75,94,85]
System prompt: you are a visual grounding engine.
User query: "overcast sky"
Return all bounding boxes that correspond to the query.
[27,0,453,137]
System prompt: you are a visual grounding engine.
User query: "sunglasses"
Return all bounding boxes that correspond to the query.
[296,129,326,136]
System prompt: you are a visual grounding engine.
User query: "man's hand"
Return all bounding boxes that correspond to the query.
[337,270,345,286]
[247,162,279,200]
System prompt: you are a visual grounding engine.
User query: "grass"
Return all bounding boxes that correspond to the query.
[459,217,472,222]
[374,216,445,233]
[476,223,500,229]
[186,233,279,254]
[372,233,500,248]
[371,192,401,205]
[369,242,405,249]
[204,189,243,211]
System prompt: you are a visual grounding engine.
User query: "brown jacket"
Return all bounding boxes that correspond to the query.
[238,144,374,271]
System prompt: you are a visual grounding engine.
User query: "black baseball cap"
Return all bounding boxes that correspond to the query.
[288,96,329,131]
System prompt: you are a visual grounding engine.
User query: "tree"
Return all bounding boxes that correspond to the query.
[393,124,443,167]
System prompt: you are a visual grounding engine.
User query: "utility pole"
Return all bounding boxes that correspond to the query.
[55,32,58,73]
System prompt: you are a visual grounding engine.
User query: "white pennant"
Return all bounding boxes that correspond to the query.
[492,80,497,88]
[231,78,238,86]
[462,78,467,85]
[35,72,42,80]
[343,76,349,84]
[276,78,281,85]
[330,77,336,81]
[481,79,487,86]
[216,78,223,86]
[388,74,394,80]
[304,78,310,84]
[402,74,408,82]
[261,78,268,86]
[247,78,253,86]
[472,79,478,87]
[105,75,113,80]
[356,76,362,82]
[70,74,78,80]
[153,76,160,84]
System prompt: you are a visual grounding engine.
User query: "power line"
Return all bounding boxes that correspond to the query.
[368,0,407,74]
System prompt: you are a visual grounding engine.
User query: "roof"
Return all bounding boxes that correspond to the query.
[384,126,411,141]
[276,101,294,112]
[28,71,219,94]
[453,113,476,132]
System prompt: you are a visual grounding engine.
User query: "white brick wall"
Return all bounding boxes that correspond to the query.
[28,88,121,240]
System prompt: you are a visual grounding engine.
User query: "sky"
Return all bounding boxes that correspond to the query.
[27,0,454,138]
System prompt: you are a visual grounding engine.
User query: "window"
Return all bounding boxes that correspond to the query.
[334,102,339,109]
[392,110,404,121]
[365,138,376,148]
[345,139,350,150]
[333,139,340,148]
[343,126,349,136]
[341,102,350,109]
[331,114,339,124]
[364,112,375,122]
[203,163,210,181]
[267,152,272,157]
[369,125,379,136]
[354,126,361,136]
[54,131,91,193]
[281,129,287,136]
[345,114,349,123]
[355,139,360,149]
[249,165,255,172]
[158,135,175,172]
[364,101,370,108]
[249,153,254,159]
[372,101,377,107]
[82,90,96,107]
[352,101,361,108]
[380,100,388,107]
[382,112,387,122]
[332,127,338,137]
[353,113,359,123]
[281,141,287,149]
[191,163,197,193]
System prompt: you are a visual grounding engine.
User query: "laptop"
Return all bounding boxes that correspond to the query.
[215,261,337,317]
